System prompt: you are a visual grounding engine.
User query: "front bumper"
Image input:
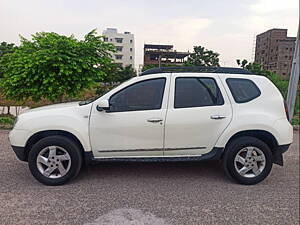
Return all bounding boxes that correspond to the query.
[11,145,27,162]
[9,129,29,147]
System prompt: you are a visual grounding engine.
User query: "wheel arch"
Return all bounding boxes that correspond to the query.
[24,130,86,161]
[222,130,279,157]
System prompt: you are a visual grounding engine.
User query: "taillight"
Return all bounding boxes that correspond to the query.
[284,100,290,121]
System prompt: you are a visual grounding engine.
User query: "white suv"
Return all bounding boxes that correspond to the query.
[9,67,293,185]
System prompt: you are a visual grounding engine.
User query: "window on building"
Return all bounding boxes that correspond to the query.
[130,56,133,60]
[115,38,123,43]
[103,37,108,42]
[130,40,133,43]
[116,46,123,52]
[115,63,123,67]
[174,77,224,108]
[115,55,123,60]
[130,48,133,52]
[109,78,166,112]
[110,38,113,41]
[226,78,261,103]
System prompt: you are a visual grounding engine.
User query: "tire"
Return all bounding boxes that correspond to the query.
[223,136,273,185]
[28,135,82,185]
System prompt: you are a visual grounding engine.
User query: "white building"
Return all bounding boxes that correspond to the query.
[102,28,135,67]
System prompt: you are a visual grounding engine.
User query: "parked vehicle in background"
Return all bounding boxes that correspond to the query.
[9,67,293,185]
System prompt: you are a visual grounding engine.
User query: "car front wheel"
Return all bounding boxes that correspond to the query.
[28,135,82,185]
[223,136,273,185]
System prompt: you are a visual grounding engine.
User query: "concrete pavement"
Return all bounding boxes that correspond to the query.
[0,130,299,225]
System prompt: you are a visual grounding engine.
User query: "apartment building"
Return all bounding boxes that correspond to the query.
[102,28,135,67]
[255,28,296,79]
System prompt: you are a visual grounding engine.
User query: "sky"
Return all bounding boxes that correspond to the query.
[0,0,299,68]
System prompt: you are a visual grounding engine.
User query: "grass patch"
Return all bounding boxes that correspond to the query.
[0,115,15,129]
[292,116,300,126]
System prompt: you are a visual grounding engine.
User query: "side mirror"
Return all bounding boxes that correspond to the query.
[96,100,110,111]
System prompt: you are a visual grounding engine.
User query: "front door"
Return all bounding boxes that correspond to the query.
[90,76,169,158]
[164,74,232,156]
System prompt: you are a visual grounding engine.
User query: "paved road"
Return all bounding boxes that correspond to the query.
[0,130,299,225]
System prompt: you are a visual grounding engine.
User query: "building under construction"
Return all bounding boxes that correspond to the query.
[143,44,190,67]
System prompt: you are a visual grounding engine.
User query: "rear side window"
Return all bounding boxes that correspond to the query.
[226,78,261,103]
[175,77,224,108]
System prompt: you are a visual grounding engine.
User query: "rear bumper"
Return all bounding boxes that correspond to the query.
[11,145,27,162]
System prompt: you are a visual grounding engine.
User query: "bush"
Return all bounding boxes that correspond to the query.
[0,115,15,129]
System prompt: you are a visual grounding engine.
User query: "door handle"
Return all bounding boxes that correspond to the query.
[210,115,226,120]
[147,118,163,123]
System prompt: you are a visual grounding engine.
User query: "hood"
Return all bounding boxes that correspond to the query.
[24,102,80,113]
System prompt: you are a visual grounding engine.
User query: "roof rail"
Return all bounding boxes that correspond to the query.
[140,66,251,76]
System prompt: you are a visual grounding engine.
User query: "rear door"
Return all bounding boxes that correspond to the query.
[164,73,232,156]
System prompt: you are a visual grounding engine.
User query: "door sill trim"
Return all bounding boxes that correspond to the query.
[85,147,223,165]
[97,146,206,153]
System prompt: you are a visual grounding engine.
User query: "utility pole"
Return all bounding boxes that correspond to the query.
[287,23,300,121]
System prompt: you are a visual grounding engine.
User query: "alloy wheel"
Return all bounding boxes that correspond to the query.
[36,146,71,179]
[234,146,266,178]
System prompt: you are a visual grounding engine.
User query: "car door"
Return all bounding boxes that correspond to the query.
[164,73,232,156]
[89,75,170,158]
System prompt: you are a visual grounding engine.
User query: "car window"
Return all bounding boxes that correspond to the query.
[226,78,261,103]
[109,78,166,112]
[174,77,224,108]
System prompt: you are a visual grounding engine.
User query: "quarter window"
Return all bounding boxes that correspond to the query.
[226,78,261,103]
[175,77,224,108]
[109,78,166,112]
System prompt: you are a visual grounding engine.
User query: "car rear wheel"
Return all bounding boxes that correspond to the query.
[223,136,273,185]
[28,135,82,185]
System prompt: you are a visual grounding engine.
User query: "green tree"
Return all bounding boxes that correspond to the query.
[0,42,17,115]
[0,42,16,77]
[185,46,220,67]
[0,30,115,103]
[103,64,136,83]
[0,42,15,57]
[96,64,136,96]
